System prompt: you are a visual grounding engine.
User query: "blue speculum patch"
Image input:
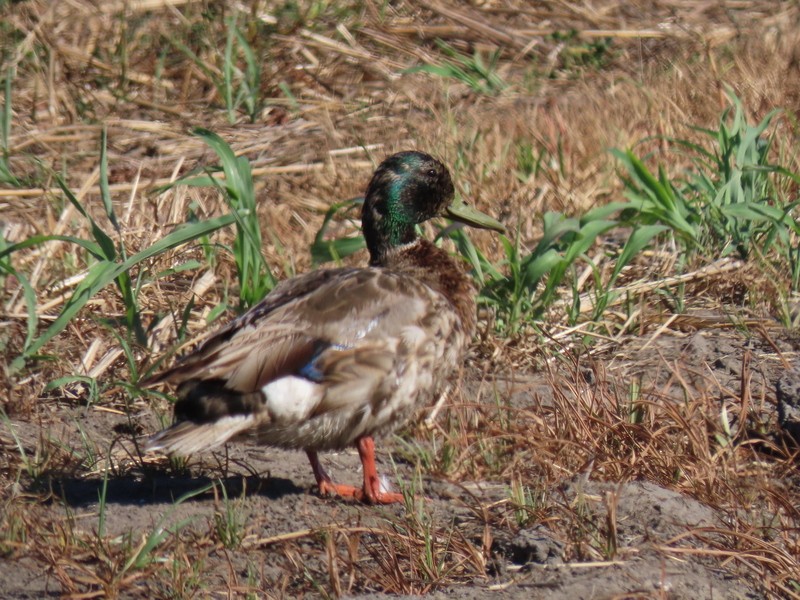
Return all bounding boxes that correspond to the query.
[298,342,349,382]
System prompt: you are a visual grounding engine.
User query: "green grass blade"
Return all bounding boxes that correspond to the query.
[312,199,361,243]
[2,67,12,156]
[123,214,236,273]
[736,109,779,168]
[97,469,109,538]
[56,177,117,260]
[533,213,580,255]
[98,126,120,233]
[0,234,104,262]
[610,224,668,284]
[628,152,675,212]
[193,128,245,199]
[522,248,561,291]
[165,172,221,188]
[563,220,617,264]
[234,25,260,120]
[192,128,273,306]
[124,482,212,573]
[0,68,20,186]
[767,165,800,185]
[14,214,235,369]
[224,15,236,123]
[669,134,718,164]
[310,235,365,265]
[581,201,633,223]
[163,35,219,91]
[0,260,37,356]
[21,259,119,361]
[448,229,484,286]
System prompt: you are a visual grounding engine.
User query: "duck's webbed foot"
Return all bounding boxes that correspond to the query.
[306,438,404,505]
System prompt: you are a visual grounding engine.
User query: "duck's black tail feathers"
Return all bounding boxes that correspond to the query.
[145,379,265,455]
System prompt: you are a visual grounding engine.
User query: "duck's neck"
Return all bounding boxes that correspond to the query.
[382,239,478,338]
[362,205,416,267]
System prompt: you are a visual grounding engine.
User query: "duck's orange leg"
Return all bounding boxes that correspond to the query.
[306,437,403,505]
[307,449,363,500]
[356,436,404,504]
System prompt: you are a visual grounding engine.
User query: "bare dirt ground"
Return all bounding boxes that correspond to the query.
[2,327,794,599]
[2,1,800,598]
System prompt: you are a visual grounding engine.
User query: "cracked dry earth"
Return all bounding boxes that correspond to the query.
[2,322,798,599]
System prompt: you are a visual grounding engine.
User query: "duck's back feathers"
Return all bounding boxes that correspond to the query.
[145,245,471,453]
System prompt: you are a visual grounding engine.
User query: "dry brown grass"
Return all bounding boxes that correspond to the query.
[2,0,800,598]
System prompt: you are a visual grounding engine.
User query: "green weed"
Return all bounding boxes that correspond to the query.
[164,12,264,123]
[1,407,49,481]
[549,31,614,75]
[515,140,550,183]
[308,106,782,338]
[213,481,247,550]
[70,480,212,597]
[0,66,20,186]
[406,40,506,96]
[1,131,236,372]
[615,91,800,266]
[611,149,699,245]
[0,232,37,359]
[222,13,262,123]
[509,478,542,528]
[587,223,667,322]
[170,127,276,310]
[0,497,27,557]
[45,375,101,406]
[310,198,366,265]
[453,209,620,332]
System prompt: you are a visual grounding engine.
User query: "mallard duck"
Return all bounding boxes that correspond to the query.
[144,151,504,504]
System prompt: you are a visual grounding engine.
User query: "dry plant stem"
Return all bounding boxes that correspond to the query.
[562,258,745,314]
[424,1,527,50]
[0,159,375,199]
[424,384,451,428]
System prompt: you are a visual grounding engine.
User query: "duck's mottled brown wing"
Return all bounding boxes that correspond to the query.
[142,267,356,387]
[144,267,443,398]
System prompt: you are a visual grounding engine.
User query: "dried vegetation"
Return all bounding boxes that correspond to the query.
[2,0,800,598]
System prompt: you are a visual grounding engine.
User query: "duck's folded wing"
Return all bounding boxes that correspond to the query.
[141,267,357,387]
[145,268,444,397]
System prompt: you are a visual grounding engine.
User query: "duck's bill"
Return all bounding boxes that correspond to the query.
[446,199,506,233]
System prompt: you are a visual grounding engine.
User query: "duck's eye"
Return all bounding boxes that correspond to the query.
[426,168,437,178]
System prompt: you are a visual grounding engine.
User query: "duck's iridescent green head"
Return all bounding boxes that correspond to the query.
[362,151,504,264]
